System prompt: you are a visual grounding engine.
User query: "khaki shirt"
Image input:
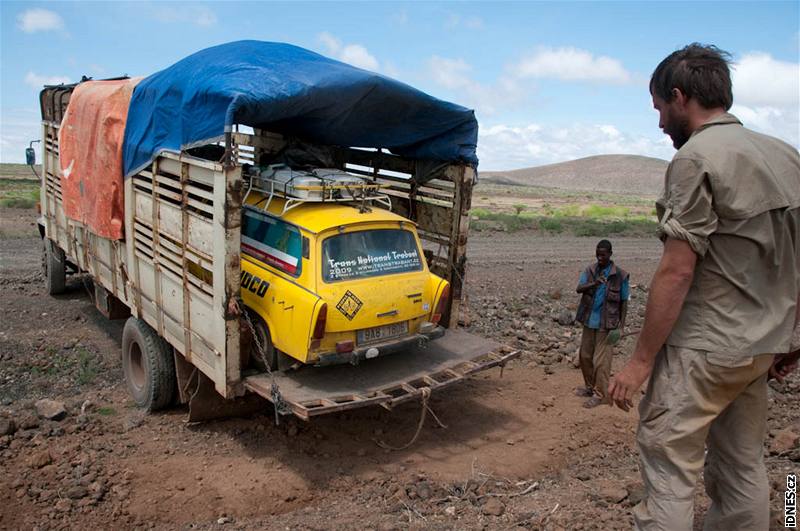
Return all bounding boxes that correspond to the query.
[656,113,800,365]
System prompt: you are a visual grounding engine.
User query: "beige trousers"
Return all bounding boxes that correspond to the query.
[634,345,773,531]
[579,326,613,400]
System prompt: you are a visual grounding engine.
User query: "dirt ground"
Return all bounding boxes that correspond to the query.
[1,206,797,530]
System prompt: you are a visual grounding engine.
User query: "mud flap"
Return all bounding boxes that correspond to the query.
[187,373,266,422]
[244,328,519,420]
[174,353,266,422]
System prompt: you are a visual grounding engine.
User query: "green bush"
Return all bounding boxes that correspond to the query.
[539,218,564,233]
[583,204,630,218]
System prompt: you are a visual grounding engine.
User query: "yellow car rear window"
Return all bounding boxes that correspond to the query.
[322,229,422,282]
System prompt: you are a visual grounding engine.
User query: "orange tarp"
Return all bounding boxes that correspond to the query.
[59,78,141,240]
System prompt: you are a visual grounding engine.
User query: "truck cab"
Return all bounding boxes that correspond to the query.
[239,178,449,370]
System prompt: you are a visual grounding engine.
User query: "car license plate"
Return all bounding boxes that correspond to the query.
[357,321,408,345]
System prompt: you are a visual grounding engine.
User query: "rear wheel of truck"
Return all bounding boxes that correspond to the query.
[43,239,66,295]
[246,314,278,372]
[122,317,176,411]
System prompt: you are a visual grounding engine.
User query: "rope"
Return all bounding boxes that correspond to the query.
[374,387,447,451]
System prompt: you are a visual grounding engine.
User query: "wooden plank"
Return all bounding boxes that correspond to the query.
[243,329,503,419]
[337,147,415,174]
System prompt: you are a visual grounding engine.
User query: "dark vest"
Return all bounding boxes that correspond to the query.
[575,262,629,330]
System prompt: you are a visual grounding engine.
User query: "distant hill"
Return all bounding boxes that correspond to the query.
[480,154,668,196]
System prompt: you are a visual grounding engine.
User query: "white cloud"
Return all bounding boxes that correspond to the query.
[25,72,71,89]
[17,8,64,33]
[426,56,524,117]
[428,56,473,90]
[0,108,42,164]
[153,6,217,27]
[318,32,379,71]
[733,53,799,107]
[477,123,673,170]
[511,47,632,84]
[730,52,799,147]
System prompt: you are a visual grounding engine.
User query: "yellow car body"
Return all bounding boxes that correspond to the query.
[239,192,449,366]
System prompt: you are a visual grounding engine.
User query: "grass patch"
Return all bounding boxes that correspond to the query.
[22,346,101,386]
[471,206,658,236]
[538,218,564,233]
[76,348,98,385]
[0,178,40,209]
[97,406,117,416]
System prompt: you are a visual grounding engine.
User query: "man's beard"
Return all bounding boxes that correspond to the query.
[666,112,691,149]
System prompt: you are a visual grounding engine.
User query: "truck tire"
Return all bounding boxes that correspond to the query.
[248,314,277,372]
[121,317,176,411]
[43,239,66,295]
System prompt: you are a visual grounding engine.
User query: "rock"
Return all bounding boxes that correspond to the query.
[544,366,554,375]
[28,449,52,468]
[770,428,800,454]
[555,310,574,326]
[35,399,66,421]
[481,497,505,516]
[625,482,646,506]
[541,396,555,408]
[417,482,432,500]
[55,498,72,512]
[18,415,39,430]
[66,486,88,500]
[88,481,107,500]
[217,516,234,525]
[549,289,562,300]
[0,418,16,436]
[599,485,628,504]
[576,471,591,481]
[121,415,143,432]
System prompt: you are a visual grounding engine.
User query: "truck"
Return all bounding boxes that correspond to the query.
[34,41,518,422]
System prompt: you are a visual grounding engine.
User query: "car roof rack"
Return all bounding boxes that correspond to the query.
[243,164,392,215]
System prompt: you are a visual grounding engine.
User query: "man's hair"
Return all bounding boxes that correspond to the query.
[597,239,612,252]
[650,43,733,110]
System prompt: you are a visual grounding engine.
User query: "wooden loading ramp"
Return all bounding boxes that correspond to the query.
[244,329,519,421]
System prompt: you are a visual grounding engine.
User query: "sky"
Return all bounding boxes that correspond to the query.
[1,1,798,170]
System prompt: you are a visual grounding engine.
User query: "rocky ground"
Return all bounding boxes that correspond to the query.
[1,206,797,530]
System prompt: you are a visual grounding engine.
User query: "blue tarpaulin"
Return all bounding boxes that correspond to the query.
[122,40,478,177]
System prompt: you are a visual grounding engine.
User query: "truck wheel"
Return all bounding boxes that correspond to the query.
[43,240,66,295]
[248,315,278,372]
[121,317,176,411]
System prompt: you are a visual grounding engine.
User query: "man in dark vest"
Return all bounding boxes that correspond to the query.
[574,239,629,408]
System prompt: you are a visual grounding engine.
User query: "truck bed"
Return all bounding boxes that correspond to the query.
[244,329,518,420]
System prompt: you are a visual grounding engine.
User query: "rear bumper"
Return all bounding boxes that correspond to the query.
[314,326,446,366]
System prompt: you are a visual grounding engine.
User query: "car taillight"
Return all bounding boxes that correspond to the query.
[432,284,450,325]
[312,303,327,339]
[336,340,354,353]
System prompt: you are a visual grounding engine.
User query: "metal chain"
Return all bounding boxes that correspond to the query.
[237,299,291,424]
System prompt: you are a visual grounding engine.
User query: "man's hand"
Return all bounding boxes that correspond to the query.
[769,351,800,383]
[608,357,654,411]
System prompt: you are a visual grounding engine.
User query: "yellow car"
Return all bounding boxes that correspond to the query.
[238,192,449,370]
